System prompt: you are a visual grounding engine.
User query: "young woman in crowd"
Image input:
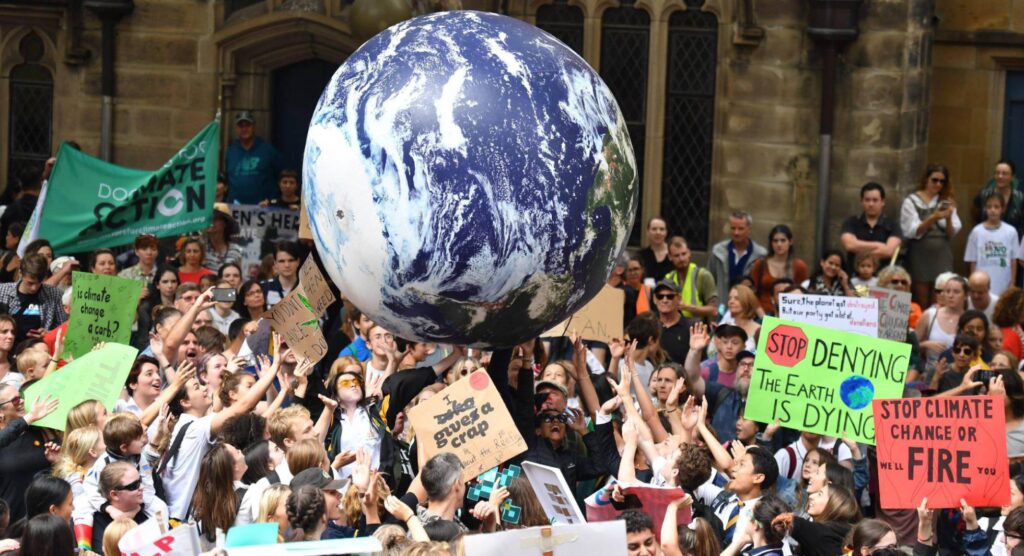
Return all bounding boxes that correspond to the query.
[901,163,961,306]
[750,224,808,314]
[807,249,854,297]
[638,217,673,281]
[203,206,244,272]
[177,238,216,285]
[917,274,968,381]
[233,280,267,321]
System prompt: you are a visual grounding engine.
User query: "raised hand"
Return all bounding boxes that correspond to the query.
[840,432,862,460]
[331,449,356,470]
[689,323,710,352]
[961,366,983,390]
[384,495,414,522]
[990,374,1007,398]
[679,395,699,431]
[225,356,248,375]
[173,361,197,388]
[148,332,165,357]
[960,499,979,530]
[24,395,58,426]
[43,441,61,464]
[598,395,622,416]
[352,448,372,493]
[566,407,588,435]
[621,417,640,445]
[318,394,338,413]
[608,338,625,359]
[665,377,686,410]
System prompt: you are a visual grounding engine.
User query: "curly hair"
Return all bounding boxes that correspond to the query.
[673,443,712,491]
[993,287,1024,328]
[286,484,325,541]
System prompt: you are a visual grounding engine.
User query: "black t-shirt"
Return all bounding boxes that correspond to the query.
[839,214,902,268]
[660,316,691,364]
[13,289,42,343]
[639,247,674,281]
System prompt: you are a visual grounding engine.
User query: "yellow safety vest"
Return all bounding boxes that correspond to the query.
[668,263,702,318]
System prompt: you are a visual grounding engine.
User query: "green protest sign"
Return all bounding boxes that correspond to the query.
[24,343,138,431]
[37,120,219,253]
[65,272,143,359]
[746,316,909,444]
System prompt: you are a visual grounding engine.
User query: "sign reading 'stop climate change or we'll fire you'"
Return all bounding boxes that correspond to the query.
[746,317,909,444]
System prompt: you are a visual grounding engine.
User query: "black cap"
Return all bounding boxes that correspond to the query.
[290,468,347,491]
[653,279,680,294]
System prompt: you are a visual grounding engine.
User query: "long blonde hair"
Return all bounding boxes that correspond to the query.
[53,425,102,481]
[65,400,104,436]
[257,484,291,542]
[102,517,137,556]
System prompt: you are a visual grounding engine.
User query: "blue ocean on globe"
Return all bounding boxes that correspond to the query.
[839,376,875,410]
[303,11,638,346]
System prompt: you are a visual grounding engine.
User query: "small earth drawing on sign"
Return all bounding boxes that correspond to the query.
[839,376,875,410]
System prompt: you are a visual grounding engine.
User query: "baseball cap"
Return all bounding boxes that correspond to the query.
[535,380,568,398]
[235,110,255,124]
[290,468,347,491]
[653,279,680,294]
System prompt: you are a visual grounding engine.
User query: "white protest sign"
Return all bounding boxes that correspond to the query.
[119,521,200,556]
[464,520,627,556]
[867,287,913,341]
[778,292,879,337]
[523,461,587,525]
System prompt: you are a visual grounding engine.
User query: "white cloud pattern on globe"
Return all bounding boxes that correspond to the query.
[304,10,638,346]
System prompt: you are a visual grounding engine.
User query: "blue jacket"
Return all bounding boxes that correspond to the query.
[226,137,284,204]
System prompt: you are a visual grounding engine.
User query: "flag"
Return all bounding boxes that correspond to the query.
[36,120,220,254]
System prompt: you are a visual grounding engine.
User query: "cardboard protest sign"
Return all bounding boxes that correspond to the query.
[585,481,691,540]
[523,461,587,525]
[745,317,908,444]
[24,343,137,430]
[542,285,625,343]
[778,293,879,337]
[299,199,313,240]
[265,289,328,364]
[464,520,627,556]
[867,287,913,341]
[119,517,198,556]
[408,370,528,482]
[65,272,143,358]
[874,396,1009,509]
[298,257,335,317]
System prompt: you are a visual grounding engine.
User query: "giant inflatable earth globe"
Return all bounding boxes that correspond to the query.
[303,10,638,346]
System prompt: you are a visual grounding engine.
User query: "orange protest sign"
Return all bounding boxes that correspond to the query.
[407,370,528,482]
[874,396,1010,509]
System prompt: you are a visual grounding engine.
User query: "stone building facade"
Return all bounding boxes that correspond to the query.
[0,0,1019,261]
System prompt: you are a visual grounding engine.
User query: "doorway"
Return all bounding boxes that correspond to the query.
[271,59,338,173]
[1004,71,1024,168]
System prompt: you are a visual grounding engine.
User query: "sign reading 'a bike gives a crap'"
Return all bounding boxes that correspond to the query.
[745,317,908,444]
[37,121,219,253]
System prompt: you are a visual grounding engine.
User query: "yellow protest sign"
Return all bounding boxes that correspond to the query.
[408,370,528,482]
[542,285,624,343]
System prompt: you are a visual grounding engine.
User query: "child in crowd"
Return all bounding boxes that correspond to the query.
[850,251,879,288]
[966,191,1018,297]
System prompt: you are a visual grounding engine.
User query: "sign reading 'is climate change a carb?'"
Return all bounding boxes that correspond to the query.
[745,317,908,444]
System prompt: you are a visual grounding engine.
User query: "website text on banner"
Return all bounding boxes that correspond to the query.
[36,121,219,254]
[874,396,1010,509]
[745,316,908,444]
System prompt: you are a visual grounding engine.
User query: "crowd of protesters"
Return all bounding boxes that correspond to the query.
[1,116,1024,556]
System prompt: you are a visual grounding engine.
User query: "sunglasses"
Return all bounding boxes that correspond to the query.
[113,478,143,492]
[887,279,909,286]
[953,346,974,355]
[654,293,676,300]
[540,413,569,424]
[337,377,362,389]
[930,177,948,184]
[0,394,22,407]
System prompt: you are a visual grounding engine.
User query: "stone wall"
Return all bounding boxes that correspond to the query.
[49,0,218,170]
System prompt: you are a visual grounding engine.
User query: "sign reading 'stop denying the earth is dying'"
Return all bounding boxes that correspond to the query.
[746,317,909,444]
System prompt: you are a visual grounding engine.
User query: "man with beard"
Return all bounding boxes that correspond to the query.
[684,350,754,443]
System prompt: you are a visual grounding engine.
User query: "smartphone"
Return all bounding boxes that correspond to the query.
[212,287,237,302]
[976,370,998,384]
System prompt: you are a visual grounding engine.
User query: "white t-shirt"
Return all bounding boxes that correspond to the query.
[161,413,216,519]
[774,437,853,480]
[965,222,1019,296]
[336,408,382,479]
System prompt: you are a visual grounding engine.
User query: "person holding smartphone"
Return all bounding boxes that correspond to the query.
[900,164,962,307]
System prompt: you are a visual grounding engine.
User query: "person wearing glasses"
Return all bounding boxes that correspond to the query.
[91,461,163,551]
[653,280,690,364]
[0,384,60,522]
[900,164,962,306]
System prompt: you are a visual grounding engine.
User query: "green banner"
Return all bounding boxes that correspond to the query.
[64,271,143,359]
[24,343,138,431]
[38,120,219,253]
[746,316,909,445]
